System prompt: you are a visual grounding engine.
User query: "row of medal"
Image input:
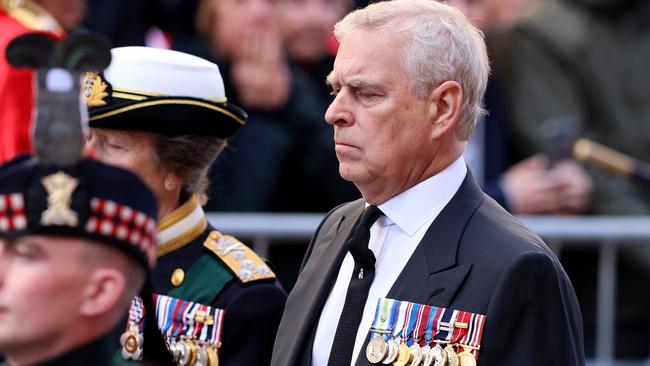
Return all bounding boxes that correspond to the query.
[165,337,220,366]
[120,294,225,366]
[365,298,486,366]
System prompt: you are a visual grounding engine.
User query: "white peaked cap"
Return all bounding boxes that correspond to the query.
[86,46,246,137]
[104,46,226,100]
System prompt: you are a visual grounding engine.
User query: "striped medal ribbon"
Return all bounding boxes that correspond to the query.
[456,311,487,365]
[154,294,225,365]
[367,298,397,364]
[393,301,419,366]
[421,305,440,366]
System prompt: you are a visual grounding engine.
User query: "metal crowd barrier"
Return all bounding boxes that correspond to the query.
[206,213,650,366]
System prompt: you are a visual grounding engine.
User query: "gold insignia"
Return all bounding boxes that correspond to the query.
[203,231,276,283]
[194,310,214,325]
[40,171,79,227]
[454,322,469,329]
[83,71,109,107]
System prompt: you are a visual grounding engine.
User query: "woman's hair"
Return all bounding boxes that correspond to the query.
[151,134,228,205]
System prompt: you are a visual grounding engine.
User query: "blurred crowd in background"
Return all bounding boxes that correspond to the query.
[2,0,650,361]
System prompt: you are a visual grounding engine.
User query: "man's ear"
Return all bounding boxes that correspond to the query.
[79,268,126,317]
[426,80,462,139]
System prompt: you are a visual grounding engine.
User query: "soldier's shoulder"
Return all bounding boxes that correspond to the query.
[202,230,276,285]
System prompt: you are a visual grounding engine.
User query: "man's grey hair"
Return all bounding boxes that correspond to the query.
[334,0,490,140]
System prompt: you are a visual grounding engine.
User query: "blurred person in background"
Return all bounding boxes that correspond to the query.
[0,0,85,163]
[82,0,168,47]
[275,0,360,212]
[182,0,358,212]
[496,0,650,358]
[446,0,593,216]
[499,0,650,216]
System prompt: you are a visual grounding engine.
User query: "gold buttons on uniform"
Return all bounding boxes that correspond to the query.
[171,268,185,287]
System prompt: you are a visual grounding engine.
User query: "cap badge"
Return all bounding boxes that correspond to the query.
[83,71,109,107]
[40,171,79,226]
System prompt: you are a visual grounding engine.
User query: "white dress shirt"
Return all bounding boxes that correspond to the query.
[312,156,467,366]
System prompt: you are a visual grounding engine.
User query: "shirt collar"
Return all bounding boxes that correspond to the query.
[378,156,467,237]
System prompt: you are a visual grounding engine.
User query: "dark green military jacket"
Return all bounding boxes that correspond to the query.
[116,196,287,365]
[2,333,114,366]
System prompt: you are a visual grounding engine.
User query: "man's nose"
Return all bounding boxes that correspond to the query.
[325,92,353,126]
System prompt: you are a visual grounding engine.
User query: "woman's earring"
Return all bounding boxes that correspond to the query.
[164,176,175,191]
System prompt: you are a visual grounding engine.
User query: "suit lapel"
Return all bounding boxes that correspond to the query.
[279,199,365,366]
[388,172,482,304]
[355,172,484,366]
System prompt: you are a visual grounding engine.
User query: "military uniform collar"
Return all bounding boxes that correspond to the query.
[1,0,64,35]
[157,195,208,257]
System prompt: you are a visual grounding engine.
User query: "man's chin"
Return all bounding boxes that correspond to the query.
[338,167,370,187]
[338,166,357,183]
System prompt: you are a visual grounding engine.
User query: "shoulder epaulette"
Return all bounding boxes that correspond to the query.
[1,0,64,34]
[203,230,276,284]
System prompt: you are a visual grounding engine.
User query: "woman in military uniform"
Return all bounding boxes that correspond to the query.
[85,46,287,365]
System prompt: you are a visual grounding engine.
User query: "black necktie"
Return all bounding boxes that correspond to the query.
[328,205,384,366]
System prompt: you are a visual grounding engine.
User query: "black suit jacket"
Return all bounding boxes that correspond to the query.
[271,173,584,366]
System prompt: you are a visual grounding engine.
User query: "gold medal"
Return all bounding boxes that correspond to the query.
[366,336,388,364]
[432,344,447,366]
[383,338,399,364]
[185,339,199,366]
[206,345,220,366]
[457,348,476,366]
[124,334,139,353]
[394,342,412,366]
[444,345,458,366]
[408,343,423,366]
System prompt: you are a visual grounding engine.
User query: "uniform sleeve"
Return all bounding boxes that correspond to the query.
[217,283,287,366]
[479,252,585,365]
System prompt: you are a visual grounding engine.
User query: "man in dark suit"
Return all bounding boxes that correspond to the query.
[271,0,585,365]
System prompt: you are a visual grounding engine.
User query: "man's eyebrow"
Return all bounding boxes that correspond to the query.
[325,72,336,86]
[348,78,377,89]
[325,74,379,91]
